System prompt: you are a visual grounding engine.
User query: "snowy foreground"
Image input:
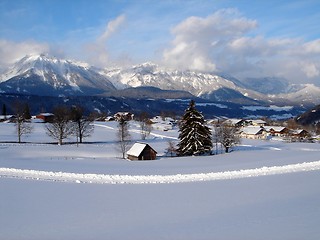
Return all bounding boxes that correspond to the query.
[1,122,320,240]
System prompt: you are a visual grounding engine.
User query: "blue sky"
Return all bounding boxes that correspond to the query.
[0,0,320,84]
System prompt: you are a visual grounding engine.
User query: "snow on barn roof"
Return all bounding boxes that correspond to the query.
[127,143,149,157]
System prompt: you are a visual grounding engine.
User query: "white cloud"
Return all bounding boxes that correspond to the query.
[85,14,126,67]
[0,39,49,68]
[302,62,319,78]
[162,9,257,72]
[162,9,320,85]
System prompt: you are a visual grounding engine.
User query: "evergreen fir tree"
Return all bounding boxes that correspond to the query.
[177,100,212,156]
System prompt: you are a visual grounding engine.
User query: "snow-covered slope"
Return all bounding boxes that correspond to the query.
[296,103,320,125]
[0,54,116,96]
[277,84,320,105]
[1,122,320,240]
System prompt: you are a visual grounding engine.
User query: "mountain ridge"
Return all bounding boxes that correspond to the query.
[0,54,116,96]
[1,54,320,105]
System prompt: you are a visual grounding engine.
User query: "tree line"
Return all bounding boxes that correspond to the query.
[5,100,240,158]
[7,103,94,145]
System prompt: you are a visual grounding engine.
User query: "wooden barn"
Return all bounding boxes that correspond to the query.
[127,142,157,161]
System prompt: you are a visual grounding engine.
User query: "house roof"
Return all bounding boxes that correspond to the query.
[264,126,287,132]
[291,129,308,134]
[224,118,244,125]
[127,143,156,157]
[241,126,265,135]
[250,119,267,124]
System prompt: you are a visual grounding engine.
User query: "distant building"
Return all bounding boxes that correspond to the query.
[240,126,268,140]
[127,142,157,161]
[290,129,311,140]
[114,112,134,121]
[0,115,15,122]
[36,113,54,123]
[264,126,290,137]
[248,119,267,127]
[223,118,247,127]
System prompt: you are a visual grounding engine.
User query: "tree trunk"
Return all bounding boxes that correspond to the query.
[18,121,21,143]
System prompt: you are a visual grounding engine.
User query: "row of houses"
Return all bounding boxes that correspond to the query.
[208,118,312,141]
[240,125,311,141]
[0,113,55,123]
[208,118,268,127]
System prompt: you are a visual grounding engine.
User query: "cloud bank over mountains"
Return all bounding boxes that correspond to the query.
[162,9,320,85]
[0,8,319,85]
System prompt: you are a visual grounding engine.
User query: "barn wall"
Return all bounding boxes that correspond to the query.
[127,155,139,161]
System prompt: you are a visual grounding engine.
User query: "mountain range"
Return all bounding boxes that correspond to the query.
[1,54,320,106]
[0,54,319,119]
[0,54,115,96]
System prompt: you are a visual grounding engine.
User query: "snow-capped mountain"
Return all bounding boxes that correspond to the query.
[101,62,264,104]
[276,84,320,105]
[0,54,115,96]
[102,63,320,105]
[1,54,320,105]
[242,77,290,95]
[102,62,243,95]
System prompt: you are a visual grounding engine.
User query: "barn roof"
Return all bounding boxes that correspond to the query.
[127,142,157,157]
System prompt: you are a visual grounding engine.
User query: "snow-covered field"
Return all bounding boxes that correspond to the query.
[1,121,320,240]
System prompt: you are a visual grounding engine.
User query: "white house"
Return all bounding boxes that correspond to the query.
[249,119,267,127]
[240,126,268,140]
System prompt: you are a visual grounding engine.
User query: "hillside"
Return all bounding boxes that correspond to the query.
[296,104,320,125]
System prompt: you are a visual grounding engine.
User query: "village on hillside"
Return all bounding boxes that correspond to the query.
[1,109,319,144]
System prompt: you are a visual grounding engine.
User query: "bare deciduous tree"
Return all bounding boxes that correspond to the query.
[45,106,74,145]
[117,117,131,159]
[70,106,94,144]
[137,112,152,140]
[166,140,177,157]
[212,123,222,155]
[217,123,241,153]
[14,101,33,143]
